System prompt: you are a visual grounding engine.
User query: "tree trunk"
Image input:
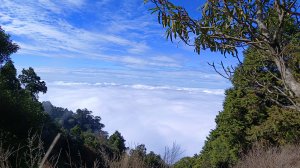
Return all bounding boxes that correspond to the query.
[283,67,300,98]
[273,56,300,98]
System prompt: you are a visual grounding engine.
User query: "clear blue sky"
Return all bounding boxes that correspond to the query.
[0,0,237,157]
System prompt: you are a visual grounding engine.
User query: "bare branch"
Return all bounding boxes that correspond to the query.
[208,62,233,80]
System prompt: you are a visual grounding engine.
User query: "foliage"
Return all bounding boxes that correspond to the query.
[145,151,165,168]
[128,144,167,168]
[108,131,127,155]
[130,144,147,158]
[147,0,299,54]
[18,67,47,99]
[43,102,107,139]
[173,156,196,168]
[147,0,300,109]
[193,48,300,167]
[147,1,300,166]
[0,27,19,65]
[41,102,171,167]
[0,61,47,140]
[42,101,73,125]
[0,60,20,90]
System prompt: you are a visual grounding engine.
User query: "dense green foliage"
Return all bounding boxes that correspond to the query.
[19,67,47,99]
[173,156,197,168]
[0,61,47,140]
[0,27,19,65]
[43,102,106,134]
[108,131,127,155]
[0,27,46,140]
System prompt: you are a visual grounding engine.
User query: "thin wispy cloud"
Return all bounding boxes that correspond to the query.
[49,81,225,95]
[30,66,228,89]
[0,0,159,63]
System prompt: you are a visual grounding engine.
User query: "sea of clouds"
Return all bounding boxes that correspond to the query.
[40,81,225,157]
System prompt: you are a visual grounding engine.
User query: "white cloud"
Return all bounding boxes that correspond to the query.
[37,0,85,13]
[30,66,229,90]
[96,0,112,7]
[64,0,85,7]
[38,0,62,13]
[49,81,225,95]
[0,0,152,61]
[40,81,225,156]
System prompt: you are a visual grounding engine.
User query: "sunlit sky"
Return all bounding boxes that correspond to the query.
[0,0,237,156]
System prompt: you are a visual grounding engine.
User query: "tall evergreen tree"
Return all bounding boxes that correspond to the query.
[194,48,300,168]
[108,131,126,155]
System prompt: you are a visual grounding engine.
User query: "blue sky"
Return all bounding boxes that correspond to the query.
[0,0,236,157]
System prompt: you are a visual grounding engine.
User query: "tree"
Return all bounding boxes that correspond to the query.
[108,131,127,155]
[0,60,21,90]
[145,151,165,168]
[163,142,183,166]
[18,67,47,99]
[0,27,19,66]
[0,62,47,139]
[73,109,105,133]
[174,156,196,168]
[42,101,73,125]
[192,48,300,167]
[146,0,300,110]
[130,144,147,158]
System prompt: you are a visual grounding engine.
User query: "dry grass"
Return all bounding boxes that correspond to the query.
[0,143,15,168]
[106,154,145,168]
[6,133,299,168]
[0,141,151,168]
[234,144,300,168]
[0,135,180,168]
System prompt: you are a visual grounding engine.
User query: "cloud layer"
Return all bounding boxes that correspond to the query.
[40,81,225,156]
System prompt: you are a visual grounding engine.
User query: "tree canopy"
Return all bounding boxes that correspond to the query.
[108,131,127,155]
[0,61,47,139]
[19,67,47,99]
[146,0,300,110]
[0,27,19,65]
